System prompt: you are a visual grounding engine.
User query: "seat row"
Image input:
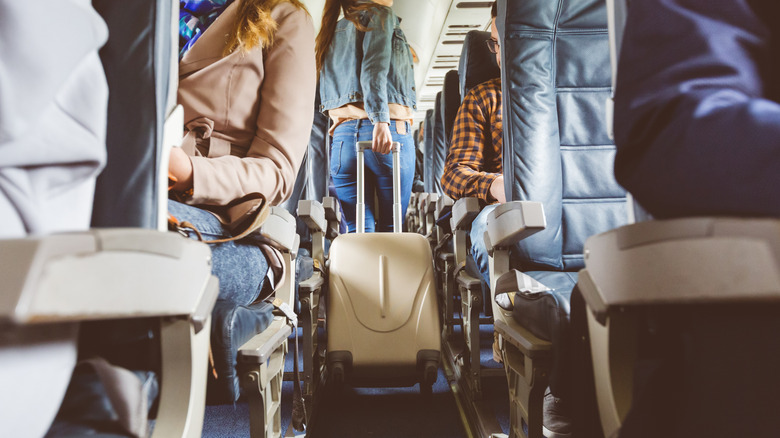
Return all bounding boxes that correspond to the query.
[408,1,780,438]
[0,1,336,437]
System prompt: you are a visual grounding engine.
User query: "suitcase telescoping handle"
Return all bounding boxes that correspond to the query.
[356,141,402,234]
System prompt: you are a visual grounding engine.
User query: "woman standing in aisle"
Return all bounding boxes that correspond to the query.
[316,0,417,232]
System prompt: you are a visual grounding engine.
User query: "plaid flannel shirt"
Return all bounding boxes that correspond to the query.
[441,77,503,203]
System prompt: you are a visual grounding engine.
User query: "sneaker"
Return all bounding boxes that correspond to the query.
[495,291,515,311]
[543,389,572,437]
[492,331,503,364]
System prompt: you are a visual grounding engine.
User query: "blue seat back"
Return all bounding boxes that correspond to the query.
[442,69,460,148]
[423,108,436,194]
[429,91,446,195]
[281,89,329,218]
[91,0,174,228]
[458,31,500,101]
[497,0,626,271]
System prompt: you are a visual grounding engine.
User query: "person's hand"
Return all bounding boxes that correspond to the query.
[169,147,194,192]
[489,176,506,203]
[372,122,393,154]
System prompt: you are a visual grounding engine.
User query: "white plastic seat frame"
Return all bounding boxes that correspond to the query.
[420,192,440,240]
[447,196,510,400]
[295,198,331,421]
[0,13,220,430]
[432,195,456,338]
[481,201,548,438]
[579,217,780,437]
[0,228,219,438]
[237,206,302,438]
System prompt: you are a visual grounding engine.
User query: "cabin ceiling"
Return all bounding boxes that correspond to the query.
[302,0,492,131]
[393,0,492,129]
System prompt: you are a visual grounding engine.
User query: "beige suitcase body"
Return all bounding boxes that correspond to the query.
[326,142,441,388]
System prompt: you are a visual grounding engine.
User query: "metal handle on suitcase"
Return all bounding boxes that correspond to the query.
[356,141,402,234]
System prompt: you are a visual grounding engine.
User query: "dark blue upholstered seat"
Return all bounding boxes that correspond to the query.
[430,91,446,195]
[497,0,627,343]
[422,109,435,194]
[442,69,460,148]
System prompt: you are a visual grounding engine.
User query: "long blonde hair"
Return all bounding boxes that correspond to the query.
[315,0,381,71]
[224,0,309,56]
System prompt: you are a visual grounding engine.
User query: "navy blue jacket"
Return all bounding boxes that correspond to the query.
[614,0,780,218]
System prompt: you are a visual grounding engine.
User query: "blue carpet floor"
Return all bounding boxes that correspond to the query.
[309,368,465,438]
[203,321,509,437]
[446,322,510,435]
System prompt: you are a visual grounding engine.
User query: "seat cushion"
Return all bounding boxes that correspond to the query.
[209,300,275,403]
[511,271,578,343]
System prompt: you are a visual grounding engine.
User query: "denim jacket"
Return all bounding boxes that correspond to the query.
[319,5,416,124]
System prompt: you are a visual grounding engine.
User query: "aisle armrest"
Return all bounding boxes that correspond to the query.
[451,197,481,231]
[238,318,293,365]
[435,195,454,222]
[298,200,326,234]
[323,196,341,240]
[581,217,780,322]
[485,201,546,252]
[424,193,440,215]
[299,200,327,265]
[494,318,552,359]
[259,207,298,253]
[0,229,217,325]
[0,229,219,438]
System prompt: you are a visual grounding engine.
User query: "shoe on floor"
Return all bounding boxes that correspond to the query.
[495,291,515,311]
[543,389,572,438]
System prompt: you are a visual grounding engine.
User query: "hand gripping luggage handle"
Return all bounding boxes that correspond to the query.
[356,141,402,234]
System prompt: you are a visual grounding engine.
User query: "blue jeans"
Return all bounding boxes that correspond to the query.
[168,200,269,306]
[330,119,414,233]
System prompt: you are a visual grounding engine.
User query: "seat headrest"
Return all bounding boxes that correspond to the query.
[458,30,500,99]
[442,70,460,144]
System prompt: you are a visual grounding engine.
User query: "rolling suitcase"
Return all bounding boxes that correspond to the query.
[326,141,441,389]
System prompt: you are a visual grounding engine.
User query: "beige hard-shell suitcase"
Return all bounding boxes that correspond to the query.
[326,141,441,389]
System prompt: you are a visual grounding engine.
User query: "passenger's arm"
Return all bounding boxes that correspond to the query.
[189,6,316,206]
[360,7,394,125]
[614,0,780,218]
[441,88,501,203]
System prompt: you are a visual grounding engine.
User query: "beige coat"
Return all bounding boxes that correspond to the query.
[178,1,316,208]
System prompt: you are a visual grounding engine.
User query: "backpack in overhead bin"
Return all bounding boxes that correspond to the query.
[326,141,441,390]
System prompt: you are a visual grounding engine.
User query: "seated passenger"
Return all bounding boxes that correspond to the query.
[440,1,504,360]
[0,1,108,433]
[168,0,315,321]
[578,1,780,436]
[0,0,107,238]
[316,0,417,233]
[613,0,780,218]
[441,1,504,287]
